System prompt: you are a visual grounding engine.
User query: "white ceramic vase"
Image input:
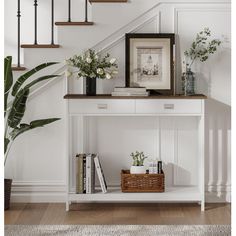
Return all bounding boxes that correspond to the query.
[130,166,146,174]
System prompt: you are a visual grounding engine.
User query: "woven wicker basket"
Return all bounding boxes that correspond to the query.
[121,170,165,193]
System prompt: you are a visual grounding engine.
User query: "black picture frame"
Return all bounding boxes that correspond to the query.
[125,33,175,95]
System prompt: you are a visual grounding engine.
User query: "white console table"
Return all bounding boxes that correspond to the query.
[64,94,206,211]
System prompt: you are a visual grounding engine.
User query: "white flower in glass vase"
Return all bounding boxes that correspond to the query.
[110,58,117,64]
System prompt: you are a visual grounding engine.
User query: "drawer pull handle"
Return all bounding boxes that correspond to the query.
[97,104,108,109]
[164,104,174,109]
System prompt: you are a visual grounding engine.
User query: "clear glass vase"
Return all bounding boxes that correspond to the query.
[181,68,195,96]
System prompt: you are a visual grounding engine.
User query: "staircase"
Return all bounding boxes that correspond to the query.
[10,0,128,71]
[7,0,164,96]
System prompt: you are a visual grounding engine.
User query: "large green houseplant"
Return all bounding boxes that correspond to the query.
[4,56,60,210]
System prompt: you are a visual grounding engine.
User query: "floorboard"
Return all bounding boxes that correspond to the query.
[5,203,231,225]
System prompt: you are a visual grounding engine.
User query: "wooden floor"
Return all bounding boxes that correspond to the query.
[5,203,231,225]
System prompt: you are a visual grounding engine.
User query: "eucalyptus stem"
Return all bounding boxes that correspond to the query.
[188,56,196,69]
[184,27,221,69]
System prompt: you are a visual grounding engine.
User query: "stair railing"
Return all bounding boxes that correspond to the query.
[12,0,92,71]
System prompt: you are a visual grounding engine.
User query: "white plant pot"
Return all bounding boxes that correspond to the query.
[130,166,146,174]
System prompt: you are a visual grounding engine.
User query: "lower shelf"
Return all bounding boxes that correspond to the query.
[68,186,202,203]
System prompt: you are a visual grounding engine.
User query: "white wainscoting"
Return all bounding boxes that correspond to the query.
[11,181,66,203]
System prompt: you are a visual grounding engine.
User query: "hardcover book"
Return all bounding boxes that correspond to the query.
[86,154,96,194]
[75,154,85,194]
[114,87,146,92]
[94,155,107,193]
[83,155,86,193]
[111,91,149,96]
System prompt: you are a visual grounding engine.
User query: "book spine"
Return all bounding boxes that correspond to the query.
[83,156,86,193]
[75,155,79,193]
[148,162,154,174]
[153,160,158,174]
[94,156,107,193]
[86,154,92,194]
[78,155,84,194]
[91,154,95,193]
[114,88,146,92]
[111,92,149,96]
[100,165,107,191]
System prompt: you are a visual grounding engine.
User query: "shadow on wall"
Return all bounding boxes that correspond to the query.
[163,162,192,187]
[205,98,231,201]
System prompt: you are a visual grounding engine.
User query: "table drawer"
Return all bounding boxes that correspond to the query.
[69,99,135,114]
[135,99,202,114]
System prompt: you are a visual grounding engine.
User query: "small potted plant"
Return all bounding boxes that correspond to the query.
[130,151,148,174]
[66,49,118,96]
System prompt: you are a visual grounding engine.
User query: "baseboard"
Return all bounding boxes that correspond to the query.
[205,184,231,203]
[10,182,231,203]
[11,181,66,203]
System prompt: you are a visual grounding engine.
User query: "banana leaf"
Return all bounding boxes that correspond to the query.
[11,62,58,96]
[23,74,59,91]
[8,75,58,121]
[7,89,30,128]
[4,56,13,116]
[10,118,60,140]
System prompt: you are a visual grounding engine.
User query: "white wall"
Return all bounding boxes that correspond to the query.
[4,0,231,203]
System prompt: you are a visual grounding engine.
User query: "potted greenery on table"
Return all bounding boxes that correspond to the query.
[66,49,118,95]
[4,56,60,210]
[182,27,221,95]
[130,151,148,174]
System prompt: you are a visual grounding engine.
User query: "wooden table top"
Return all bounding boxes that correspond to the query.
[64,94,207,99]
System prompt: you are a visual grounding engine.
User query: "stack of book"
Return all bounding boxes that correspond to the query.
[75,154,107,194]
[148,160,163,174]
[111,87,149,96]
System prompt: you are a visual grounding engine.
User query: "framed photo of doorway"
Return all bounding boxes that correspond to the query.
[125,33,175,95]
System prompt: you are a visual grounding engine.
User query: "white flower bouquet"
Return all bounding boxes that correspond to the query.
[66,49,118,79]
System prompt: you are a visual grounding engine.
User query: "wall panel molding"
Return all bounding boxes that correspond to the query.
[11,181,66,203]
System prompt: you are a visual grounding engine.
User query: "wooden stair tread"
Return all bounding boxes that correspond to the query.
[21,44,60,48]
[12,66,27,71]
[90,0,128,2]
[55,22,94,26]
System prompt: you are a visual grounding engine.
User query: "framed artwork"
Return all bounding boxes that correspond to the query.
[125,33,175,95]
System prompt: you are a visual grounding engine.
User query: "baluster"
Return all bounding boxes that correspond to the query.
[85,0,88,22]
[17,0,21,67]
[51,0,54,44]
[34,0,38,45]
[68,0,71,22]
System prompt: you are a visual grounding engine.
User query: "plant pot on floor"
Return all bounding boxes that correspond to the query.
[130,166,146,174]
[4,179,12,210]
